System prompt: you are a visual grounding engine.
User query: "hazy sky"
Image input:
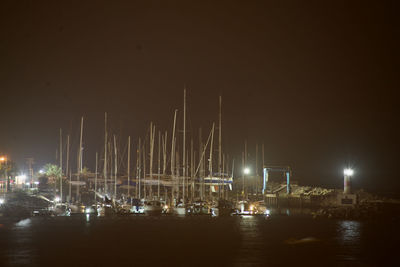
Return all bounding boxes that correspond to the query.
[1,1,399,193]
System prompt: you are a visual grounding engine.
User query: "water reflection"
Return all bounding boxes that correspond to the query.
[7,218,35,266]
[336,220,361,262]
[14,218,31,228]
[234,216,264,266]
[338,220,361,244]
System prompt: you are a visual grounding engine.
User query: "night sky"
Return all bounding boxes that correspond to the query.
[1,1,399,194]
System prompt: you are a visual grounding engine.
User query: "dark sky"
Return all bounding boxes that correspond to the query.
[1,1,399,193]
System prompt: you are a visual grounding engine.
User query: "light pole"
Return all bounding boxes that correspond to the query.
[343,168,354,194]
[243,167,250,199]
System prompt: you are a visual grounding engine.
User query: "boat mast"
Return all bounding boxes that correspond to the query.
[77,116,83,202]
[59,128,63,202]
[218,95,222,199]
[209,123,215,199]
[171,110,177,202]
[245,140,247,199]
[114,135,117,198]
[199,128,203,200]
[138,138,141,199]
[149,122,155,199]
[66,135,70,202]
[157,131,161,199]
[190,138,194,202]
[162,131,167,201]
[127,136,131,196]
[222,153,225,200]
[143,140,146,199]
[182,88,186,204]
[104,112,108,195]
[95,152,98,202]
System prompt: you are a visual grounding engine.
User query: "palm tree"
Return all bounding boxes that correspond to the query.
[44,164,62,197]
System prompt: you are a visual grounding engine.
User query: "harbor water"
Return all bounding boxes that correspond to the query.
[0,214,398,266]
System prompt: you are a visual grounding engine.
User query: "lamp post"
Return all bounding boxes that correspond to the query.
[243,167,250,199]
[343,168,354,194]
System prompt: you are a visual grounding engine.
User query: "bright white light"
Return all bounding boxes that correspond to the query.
[265,209,270,215]
[344,169,354,176]
[54,197,60,202]
[0,198,4,204]
[243,168,250,175]
[249,205,254,211]
[85,208,91,214]
[25,182,30,186]
[39,170,44,174]
[34,181,39,185]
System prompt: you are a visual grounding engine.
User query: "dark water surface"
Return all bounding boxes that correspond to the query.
[0,215,398,266]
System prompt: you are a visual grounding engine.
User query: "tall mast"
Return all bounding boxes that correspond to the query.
[59,128,62,172]
[127,136,131,196]
[199,128,203,200]
[171,110,177,200]
[182,88,186,204]
[77,116,83,201]
[158,131,161,199]
[191,138,194,202]
[176,147,179,201]
[138,138,141,199]
[149,122,155,199]
[218,95,222,199]
[162,131,167,201]
[222,153,225,200]
[245,140,247,198]
[66,135,70,202]
[104,112,108,195]
[162,131,167,175]
[95,152,98,202]
[114,135,117,198]
[143,141,146,199]
[209,123,215,199]
[59,128,63,202]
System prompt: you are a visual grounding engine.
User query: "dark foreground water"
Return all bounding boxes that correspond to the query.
[0,214,398,267]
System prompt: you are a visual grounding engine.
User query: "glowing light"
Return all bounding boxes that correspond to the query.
[249,205,254,211]
[0,198,5,204]
[34,181,39,185]
[39,170,44,174]
[265,209,270,215]
[85,208,91,214]
[25,182,30,186]
[243,168,250,175]
[0,157,5,161]
[344,169,354,176]
[54,197,60,202]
